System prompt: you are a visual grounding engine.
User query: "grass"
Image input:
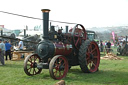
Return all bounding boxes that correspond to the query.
[0,53,128,85]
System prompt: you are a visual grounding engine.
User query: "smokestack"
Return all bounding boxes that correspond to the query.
[66,26,68,33]
[1,30,3,36]
[24,29,26,37]
[41,9,50,39]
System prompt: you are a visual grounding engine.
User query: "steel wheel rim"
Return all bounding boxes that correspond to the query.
[86,41,100,72]
[24,54,42,76]
[50,55,69,80]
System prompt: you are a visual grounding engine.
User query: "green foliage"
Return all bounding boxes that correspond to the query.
[0,55,128,85]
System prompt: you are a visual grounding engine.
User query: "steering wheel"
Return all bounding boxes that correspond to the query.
[71,24,87,49]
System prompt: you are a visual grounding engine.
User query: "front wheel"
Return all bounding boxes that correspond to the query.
[24,54,42,76]
[49,55,69,80]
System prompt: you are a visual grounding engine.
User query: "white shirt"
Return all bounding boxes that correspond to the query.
[18,41,23,49]
[0,42,5,51]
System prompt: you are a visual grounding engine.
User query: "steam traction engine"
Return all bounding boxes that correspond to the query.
[24,9,100,80]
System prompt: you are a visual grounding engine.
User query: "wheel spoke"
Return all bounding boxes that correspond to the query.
[27,67,31,70]
[55,60,58,66]
[55,66,58,70]
[54,70,58,77]
[92,61,96,67]
[93,55,99,58]
[27,63,31,66]
[34,56,38,62]
[33,57,35,62]
[28,58,32,63]
[33,68,35,75]
[86,57,90,61]
[35,68,38,74]
[59,71,61,76]
[89,63,92,69]
[88,45,92,53]
[75,37,80,46]
[29,68,32,73]
[87,61,91,70]
[87,47,91,53]
[91,48,96,54]
[58,58,63,66]
[62,62,65,66]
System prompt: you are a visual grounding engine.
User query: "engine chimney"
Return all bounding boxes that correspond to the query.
[66,26,68,33]
[1,30,3,36]
[24,29,26,38]
[41,9,50,39]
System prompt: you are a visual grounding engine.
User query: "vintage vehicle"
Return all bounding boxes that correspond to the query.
[24,9,100,80]
[86,30,96,40]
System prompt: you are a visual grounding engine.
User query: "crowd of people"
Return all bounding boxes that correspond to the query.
[0,39,23,65]
[116,40,128,55]
[97,40,128,55]
[99,40,112,53]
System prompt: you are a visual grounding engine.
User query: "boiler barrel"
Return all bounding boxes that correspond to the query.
[53,42,72,56]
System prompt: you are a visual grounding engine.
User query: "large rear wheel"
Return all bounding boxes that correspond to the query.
[49,55,69,80]
[24,54,42,76]
[79,40,100,73]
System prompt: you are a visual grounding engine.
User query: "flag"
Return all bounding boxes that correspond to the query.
[112,31,115,43]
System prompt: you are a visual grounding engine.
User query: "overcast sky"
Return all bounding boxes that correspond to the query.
[0,0,128,30]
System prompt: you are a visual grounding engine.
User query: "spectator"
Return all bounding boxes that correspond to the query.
[5,41,12,60]
[106,40,111,53]
[0,39,5,65]
[18,39,24,58]
[104,41,107,48]
[100,41,103,52]
[18,39,23,50]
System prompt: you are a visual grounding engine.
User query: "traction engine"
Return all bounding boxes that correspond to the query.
[24,9,100,80]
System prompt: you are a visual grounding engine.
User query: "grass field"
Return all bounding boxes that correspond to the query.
[0,53,128,85]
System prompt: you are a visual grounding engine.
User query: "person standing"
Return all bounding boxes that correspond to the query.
[0,39,5,65]
[5,41,12,60]
[106,41,111,53]
[105,41,107,48]
[100,41,103,52]
[18,39,24,58]
[18,39,23,50]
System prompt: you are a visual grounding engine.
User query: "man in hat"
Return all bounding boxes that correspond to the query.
[0,39,5,65]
